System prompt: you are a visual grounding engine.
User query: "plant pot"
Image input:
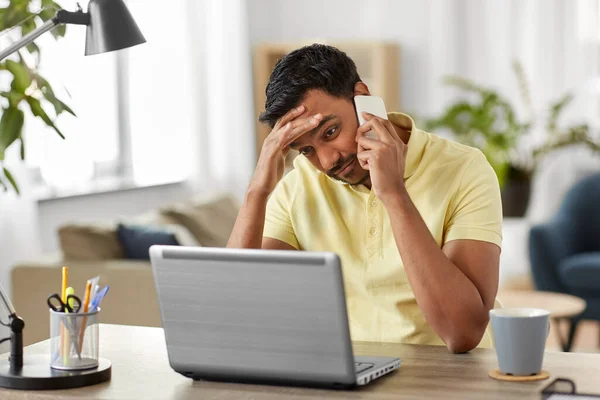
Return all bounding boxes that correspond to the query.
[501,168,532,218]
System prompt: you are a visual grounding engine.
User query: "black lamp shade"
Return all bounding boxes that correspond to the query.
[85,0,146,56]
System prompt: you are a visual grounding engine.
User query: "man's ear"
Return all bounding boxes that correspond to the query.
[353,81,370,96]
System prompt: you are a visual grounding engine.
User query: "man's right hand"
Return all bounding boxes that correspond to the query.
[249,105,322,197]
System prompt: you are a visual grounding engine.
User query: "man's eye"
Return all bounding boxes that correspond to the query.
[300,147,314,155]
[325,127,337,137]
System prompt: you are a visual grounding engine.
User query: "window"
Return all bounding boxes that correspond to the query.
[124,0,194,186]
[8,0,194,193]
[23,7,120,189]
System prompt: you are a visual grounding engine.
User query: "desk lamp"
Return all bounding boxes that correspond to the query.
[0,0,145,390]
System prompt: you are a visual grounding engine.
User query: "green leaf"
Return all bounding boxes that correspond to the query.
[5,60,32,93]
[0,107,25,160]
[51,23,66,39]
[26,96,65,139]
[3,7,26,30]
[38,6,57,22]
[546,94,573,135]
[42,0,61,9]
[0,91,25,108]
[26,41,40,55]
[21,18,36,36]
[0,176,7,192]
[20,134,25,160]
[34,74,76,117]
[3,167,19,195]
[0,9,6,31]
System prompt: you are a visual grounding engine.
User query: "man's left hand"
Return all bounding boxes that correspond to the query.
[356,112,408,201]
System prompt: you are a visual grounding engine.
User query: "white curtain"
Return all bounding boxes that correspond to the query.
[186,0,256,201]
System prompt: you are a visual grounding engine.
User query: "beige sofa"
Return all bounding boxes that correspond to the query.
[11,193,239,346]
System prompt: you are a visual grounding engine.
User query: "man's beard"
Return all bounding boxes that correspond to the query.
[326,154,370,185]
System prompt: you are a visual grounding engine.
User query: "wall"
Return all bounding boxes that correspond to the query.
[248,0,463,117]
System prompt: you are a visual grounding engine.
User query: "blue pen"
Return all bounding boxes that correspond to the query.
[89,285,109,312]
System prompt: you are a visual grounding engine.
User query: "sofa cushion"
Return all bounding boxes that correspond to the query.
[117,223,180,260]
[558,252,600,290]
[58,223,125,260]
[160,193,239,247]
[126,210,200,247]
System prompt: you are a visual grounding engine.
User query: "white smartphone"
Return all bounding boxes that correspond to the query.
[353,95,388,139]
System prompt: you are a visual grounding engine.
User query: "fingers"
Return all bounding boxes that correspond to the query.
[282,113,322,146]
[357,150,372,170]
[274,105,305,130]
[357,136,382,150]
[356,112,396,143]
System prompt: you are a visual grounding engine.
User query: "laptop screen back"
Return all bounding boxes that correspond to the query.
[150,246,355,385]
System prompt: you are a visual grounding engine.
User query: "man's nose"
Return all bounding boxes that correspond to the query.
[317,149,341,172]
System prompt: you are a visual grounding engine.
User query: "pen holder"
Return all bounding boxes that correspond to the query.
[49,308,100,370]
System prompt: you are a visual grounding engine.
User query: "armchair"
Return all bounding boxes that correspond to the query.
[529,172,600,351]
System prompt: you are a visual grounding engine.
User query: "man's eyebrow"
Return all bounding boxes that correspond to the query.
[289,114,337,148]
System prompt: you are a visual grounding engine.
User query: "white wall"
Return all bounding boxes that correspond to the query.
[248,0,458,117]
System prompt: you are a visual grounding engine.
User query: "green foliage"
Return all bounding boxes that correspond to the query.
[424,61,600,188]
[0,0,73,195]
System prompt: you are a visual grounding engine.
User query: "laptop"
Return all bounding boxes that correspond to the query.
[150,245,401,389]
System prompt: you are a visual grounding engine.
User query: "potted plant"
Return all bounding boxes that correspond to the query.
[0,0,74,195]
[424,62,600,217]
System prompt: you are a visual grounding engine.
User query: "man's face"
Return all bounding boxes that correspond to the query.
[289,89,370,186]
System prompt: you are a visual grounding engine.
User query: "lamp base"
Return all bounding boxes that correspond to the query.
[0,355,111,390]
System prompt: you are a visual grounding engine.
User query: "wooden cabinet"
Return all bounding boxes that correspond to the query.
[253,40,400,165]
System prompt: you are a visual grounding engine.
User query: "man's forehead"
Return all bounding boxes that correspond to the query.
[289,114,338,148]
[299,89,350,114]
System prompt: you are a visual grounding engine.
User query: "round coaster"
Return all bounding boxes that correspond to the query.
[489,369,549,382]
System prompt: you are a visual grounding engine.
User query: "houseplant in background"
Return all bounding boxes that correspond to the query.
[0,0,74,195]
[424,61,600,217]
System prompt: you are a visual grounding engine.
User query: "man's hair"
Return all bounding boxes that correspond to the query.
[258,44,362,128]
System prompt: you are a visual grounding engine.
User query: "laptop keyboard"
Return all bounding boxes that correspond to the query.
[355,362,374,374]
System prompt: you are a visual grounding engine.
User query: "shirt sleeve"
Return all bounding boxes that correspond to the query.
[263,171,300,249]
[444,151,503,248]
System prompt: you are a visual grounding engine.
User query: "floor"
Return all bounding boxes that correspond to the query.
[547,320,599,353]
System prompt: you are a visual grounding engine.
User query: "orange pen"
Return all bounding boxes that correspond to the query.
[78,281,92,353]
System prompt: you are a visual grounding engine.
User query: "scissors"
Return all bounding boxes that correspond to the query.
[47,293,82,313]
[48,293,83,361]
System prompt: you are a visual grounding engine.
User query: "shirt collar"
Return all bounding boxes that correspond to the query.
[387,112,428,179]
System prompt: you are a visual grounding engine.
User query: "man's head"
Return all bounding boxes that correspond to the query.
[259,44,371,185]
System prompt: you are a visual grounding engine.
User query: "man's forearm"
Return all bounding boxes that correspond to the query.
[226,189,269,249]
[383,190,488,352]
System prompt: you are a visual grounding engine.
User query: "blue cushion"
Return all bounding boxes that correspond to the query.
[117,223,180,260]
[558,252,600,291]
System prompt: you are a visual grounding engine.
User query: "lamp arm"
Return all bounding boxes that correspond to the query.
[0,282,15,316]
[0,282,24,370]
[0,8,91,62]
[0,18,58,62]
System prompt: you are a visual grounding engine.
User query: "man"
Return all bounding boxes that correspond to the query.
[227,44,502,353]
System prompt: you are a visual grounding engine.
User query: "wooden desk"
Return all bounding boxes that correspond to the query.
[2,324,599,399]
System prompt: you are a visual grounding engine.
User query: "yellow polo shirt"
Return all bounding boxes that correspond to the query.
[264,112,503,347]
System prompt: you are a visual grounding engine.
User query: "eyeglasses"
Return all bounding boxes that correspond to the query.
[541,377,600,399]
